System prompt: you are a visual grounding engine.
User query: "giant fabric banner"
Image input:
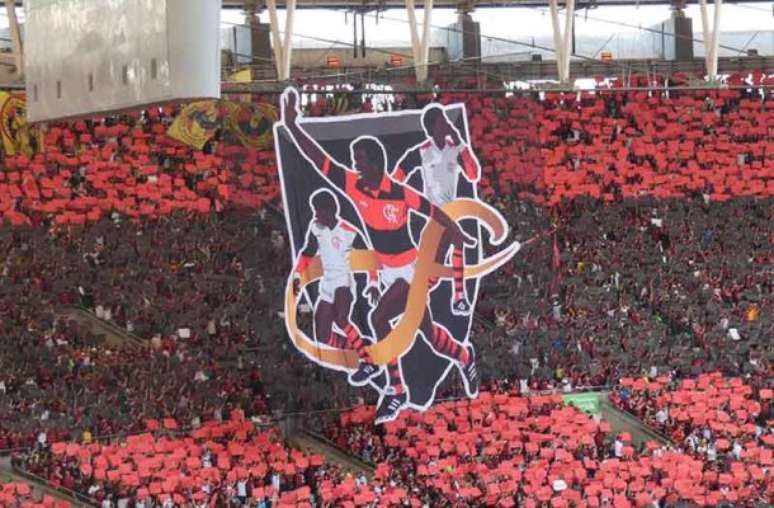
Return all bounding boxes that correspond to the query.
[275,88,520,424]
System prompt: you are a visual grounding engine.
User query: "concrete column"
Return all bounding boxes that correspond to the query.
[458,13,481,61]
[671,9,694,61]
[244,2,273,63]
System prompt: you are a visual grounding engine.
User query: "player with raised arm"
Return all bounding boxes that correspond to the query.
[293,189,378,385]
[282,88,479,424]
[392,105,481,315]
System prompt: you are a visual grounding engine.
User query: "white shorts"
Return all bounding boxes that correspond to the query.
[381,262,416,288]
[318,273,352,304]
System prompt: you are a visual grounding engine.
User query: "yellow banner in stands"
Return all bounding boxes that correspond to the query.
[0,92,42,156]
[228,68,253,103]
[230,68,252,83]
[166,101,220,150]
[222,100,278,150]
[285,198,519,369]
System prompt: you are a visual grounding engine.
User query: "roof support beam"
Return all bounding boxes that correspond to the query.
[548,0,575,84]
[219,0,771,8]
[698,0,722,80]
[406,0,434,83]
[5,0,22,75]
[267,0,297,80]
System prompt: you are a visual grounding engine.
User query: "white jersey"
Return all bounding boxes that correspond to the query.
[311,220,357,279]
[419,140,466,206]
[309,220,358,303]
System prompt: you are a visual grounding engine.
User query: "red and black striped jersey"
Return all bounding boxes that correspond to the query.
[321,157,431,268]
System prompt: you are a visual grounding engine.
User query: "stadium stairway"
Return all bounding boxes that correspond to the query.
[0,456,96,507]
[58,306,146,349]
[598,392,673,448]
[289,430,375,479]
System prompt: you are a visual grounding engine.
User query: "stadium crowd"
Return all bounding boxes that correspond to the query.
[322,386,773,507]
[0,479,68,508]
[0,72,772,505]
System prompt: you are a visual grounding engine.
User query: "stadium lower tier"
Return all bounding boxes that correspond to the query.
[10,380,773,507]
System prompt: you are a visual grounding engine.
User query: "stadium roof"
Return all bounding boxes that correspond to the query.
[3,0,772,9]
[222,0,772,8]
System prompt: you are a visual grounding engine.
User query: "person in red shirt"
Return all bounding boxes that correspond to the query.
[282,89,479,424]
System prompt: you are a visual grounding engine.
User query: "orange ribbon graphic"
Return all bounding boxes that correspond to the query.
[284,198,519,370]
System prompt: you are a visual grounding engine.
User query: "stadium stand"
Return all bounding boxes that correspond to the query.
[0,72,772,507]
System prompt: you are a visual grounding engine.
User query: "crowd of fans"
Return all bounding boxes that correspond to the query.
[0,479,67,507]
[15,410,419,508]
[322,386,773,507]
[0,217,289,449]
[11,378,774,506]
[1,105,278,227]
[612,372,773,489]
[0,73,771,505]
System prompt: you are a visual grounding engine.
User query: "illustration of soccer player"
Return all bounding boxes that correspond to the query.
[392,105,481,315]
[293,189,379,385]
[282,88,479,424]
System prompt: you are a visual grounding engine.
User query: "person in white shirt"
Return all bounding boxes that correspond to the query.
[237,479,248,504]
[655,408,669,426]
[613,438,624,458]
[271,472,281,492]
[686,434,698,452]
[732,441,743,460]
[293,189,379,385]
[707,444,717,461]
[392,105,481,315]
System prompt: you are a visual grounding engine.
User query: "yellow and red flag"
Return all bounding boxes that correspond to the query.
[167,101,220,150]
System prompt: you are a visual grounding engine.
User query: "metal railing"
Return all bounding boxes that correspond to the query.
[598,395,675,445]
[298,429,376,471]
[62,305,147,348]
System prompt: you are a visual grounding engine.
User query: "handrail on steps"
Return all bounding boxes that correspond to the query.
[296,429,376,472]
[60,305,147,348]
